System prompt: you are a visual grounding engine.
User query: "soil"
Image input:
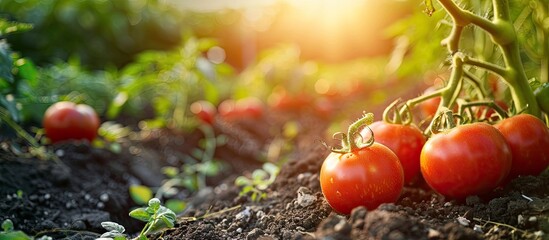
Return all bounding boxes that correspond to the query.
[1,106,549,240]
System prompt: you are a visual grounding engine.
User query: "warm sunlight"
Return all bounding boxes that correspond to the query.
[173,0,415,68]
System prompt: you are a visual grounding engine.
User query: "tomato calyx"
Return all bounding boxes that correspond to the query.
[427,108,458,135]
[325,113,375,154]
[382,99,412,125]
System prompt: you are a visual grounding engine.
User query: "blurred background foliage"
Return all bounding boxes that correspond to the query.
[0,0,546,129]
[0,0,184,69]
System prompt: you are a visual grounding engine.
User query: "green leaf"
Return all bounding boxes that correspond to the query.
[99,231,125,238]
[14,58,37,83]
[0,96,21,122]
[165,199,186,214]
[148,198,161,210]
[0,40,13,84]
[0,231,32,240]
[198,161,221,176]
[101,221,125,233]
[0,19,33,36]
[234,176,252,186]
[129,185,152,205]
[162,167,179,178]
[129,208,151,222]
[424,0,436,16]
[252,169,268,181]
[263,163,280,177]
[240,185,254,195]
[1,219,13,232]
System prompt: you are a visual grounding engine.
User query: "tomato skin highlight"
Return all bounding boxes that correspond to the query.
[43,101,100,143]
[495,114,549,180]
[320,143,404,214]
[364,121,426,184]
[420,122,512,200]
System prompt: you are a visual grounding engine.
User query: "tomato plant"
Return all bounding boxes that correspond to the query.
[420,122,512,199]
[534,82,549,114]
[363,121,426,185]
[190,100,217,125]
[43,101,100,143]
[320,113,404,214]
[495,114,549,180]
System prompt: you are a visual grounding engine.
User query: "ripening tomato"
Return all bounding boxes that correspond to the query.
[362,121,426,184]
[190,100,217,124]
[267,88,313,112]
[419,87,441,118]
[218,97,263,121]
[495,114,549,180]
[320,142,404,214]
[43,101,100,143]
[235,97,263,119]
[420,122,512,199]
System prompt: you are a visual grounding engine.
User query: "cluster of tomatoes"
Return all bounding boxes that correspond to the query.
[190,97,264,125]
[320,110,549,215]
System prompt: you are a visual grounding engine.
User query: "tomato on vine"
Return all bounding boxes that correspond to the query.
[420,114,512,200]
[320,113,404,214]
[495,114,549,180]
[363,121,426,185]
[43,101,100,143]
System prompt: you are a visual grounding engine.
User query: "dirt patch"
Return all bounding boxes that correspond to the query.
[1,111,549,239]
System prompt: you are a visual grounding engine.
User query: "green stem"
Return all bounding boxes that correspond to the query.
[331,113,374,153]
[461,56,507,78]
[436,0,541,118]
[346,113,374,151]
[463,69,487,99]
[440,54,464,109]
[542,27,549,82]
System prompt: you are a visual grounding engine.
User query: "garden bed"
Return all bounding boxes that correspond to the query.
[1,110,548,240]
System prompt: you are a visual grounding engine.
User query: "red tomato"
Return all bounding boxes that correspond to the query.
[419,87,441,118]
[218,97,264,121]
[420,122,512,199]
[313,98,335,119]
[495,114,549,180]
[267,88,313,112]
[320,142,404,214]
[190,100,217,124]
[43,101,100,143]
[235,97,263,119]
[218,99,239,121]
[363,121,426,184]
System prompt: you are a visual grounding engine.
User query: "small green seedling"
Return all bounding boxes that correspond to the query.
[96,221,127,240]
[0,219,51,240]
[129,198,176,240]
[235,162,280,202]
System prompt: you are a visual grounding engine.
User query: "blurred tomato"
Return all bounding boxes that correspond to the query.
[219,97,264,121]
[268,88,313,112]
[43,101,100,143]
[419,86,441,118]
[190,100,217,124]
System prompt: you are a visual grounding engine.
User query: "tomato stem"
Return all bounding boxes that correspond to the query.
[435,0,542,118]
[330,112,374,153]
